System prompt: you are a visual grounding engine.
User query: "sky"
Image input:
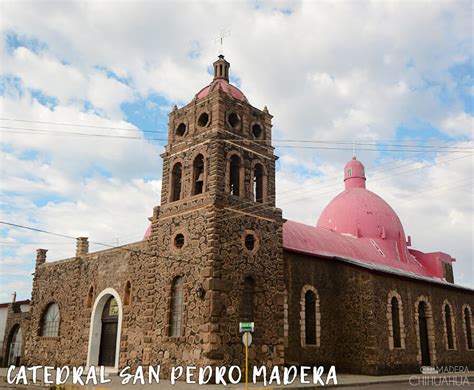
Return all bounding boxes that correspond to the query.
[0,0,472,301]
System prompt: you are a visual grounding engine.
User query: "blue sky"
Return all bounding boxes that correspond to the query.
[0,0,472,301]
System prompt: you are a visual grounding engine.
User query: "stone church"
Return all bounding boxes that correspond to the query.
[2,56,474,375]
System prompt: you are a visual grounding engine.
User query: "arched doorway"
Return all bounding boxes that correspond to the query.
[7,325,22,366]
[98,297,119,366]
[87,288,122,369]
[418,301,431,366]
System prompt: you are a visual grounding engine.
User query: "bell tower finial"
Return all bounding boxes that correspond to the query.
[213,55,230,81]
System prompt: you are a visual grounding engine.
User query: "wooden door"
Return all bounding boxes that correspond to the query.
[98,296,119,366]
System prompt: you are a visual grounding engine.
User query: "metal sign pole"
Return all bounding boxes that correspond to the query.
[245,332,249,390]
[239,322,253,390]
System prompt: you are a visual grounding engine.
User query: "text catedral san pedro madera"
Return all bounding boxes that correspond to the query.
[8,365,338,386]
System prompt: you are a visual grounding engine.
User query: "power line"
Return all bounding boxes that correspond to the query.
[276,140,471,197]
[213,146,468,219]
[0,118,168,134]
[0,126,168,141]
[1,117,471,147]
[4,178,471,249]
[398,178,473,203]
[0,221,152,256]
[1,126,472,153]
[215,151,473,225]
[0,242,72,245]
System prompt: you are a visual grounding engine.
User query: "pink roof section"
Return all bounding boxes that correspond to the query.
[289,157,454,281]
[195,78,247,102]
[283,220,451,280]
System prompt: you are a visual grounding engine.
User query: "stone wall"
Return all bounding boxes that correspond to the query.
[24,242,149,368]
[284,251,474,375]
[210,207,285,369]
[371,271,474,374]
[284,252,376,373]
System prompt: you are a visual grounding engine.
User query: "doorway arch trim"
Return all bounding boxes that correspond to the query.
[86,288,123,370]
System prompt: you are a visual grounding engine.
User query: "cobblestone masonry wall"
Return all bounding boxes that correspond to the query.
[284,252,376,373]
[284,251,474,375]
[210,207,285,368]
[23,242,149,368]
[370,272,474,374]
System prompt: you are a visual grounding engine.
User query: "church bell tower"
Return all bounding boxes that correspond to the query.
[148,55,285,370]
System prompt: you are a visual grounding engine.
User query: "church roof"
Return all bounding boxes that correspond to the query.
[283,157,455,281]
[195,78,247,102]
[195,55,248,102]
[284,220,437,279]
[283,220,468,290]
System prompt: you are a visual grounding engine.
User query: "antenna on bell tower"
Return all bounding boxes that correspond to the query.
[215,29,230,55]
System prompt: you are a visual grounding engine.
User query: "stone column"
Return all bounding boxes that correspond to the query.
[76,237,89,257]
[36,248,47,266]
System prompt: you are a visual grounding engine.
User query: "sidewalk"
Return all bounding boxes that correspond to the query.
[0,368,473,389]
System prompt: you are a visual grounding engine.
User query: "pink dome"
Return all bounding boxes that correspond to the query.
[317,157,409,261]
[196,78,247,102]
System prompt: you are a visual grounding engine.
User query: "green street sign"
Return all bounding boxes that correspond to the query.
[239,322,254,332]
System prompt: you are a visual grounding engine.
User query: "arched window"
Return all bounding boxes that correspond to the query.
[300,285,320,347]
[464,306,473,350]
[170,277,184,337]
[229,155,241,196]
[443,301,454,349]
[387,292,405,349]
[124,281,131,306]
[391,297,402,348]
[171,162,182,202]
[40,303,60,337]
[252,163,264,203]
[241,277,255,322]
[193,154,205,195]
[305,291,317,345]
[86,286,94,308]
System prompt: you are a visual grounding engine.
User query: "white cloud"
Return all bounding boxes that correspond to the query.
[441,112,473,136]
[0,0,472,300]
